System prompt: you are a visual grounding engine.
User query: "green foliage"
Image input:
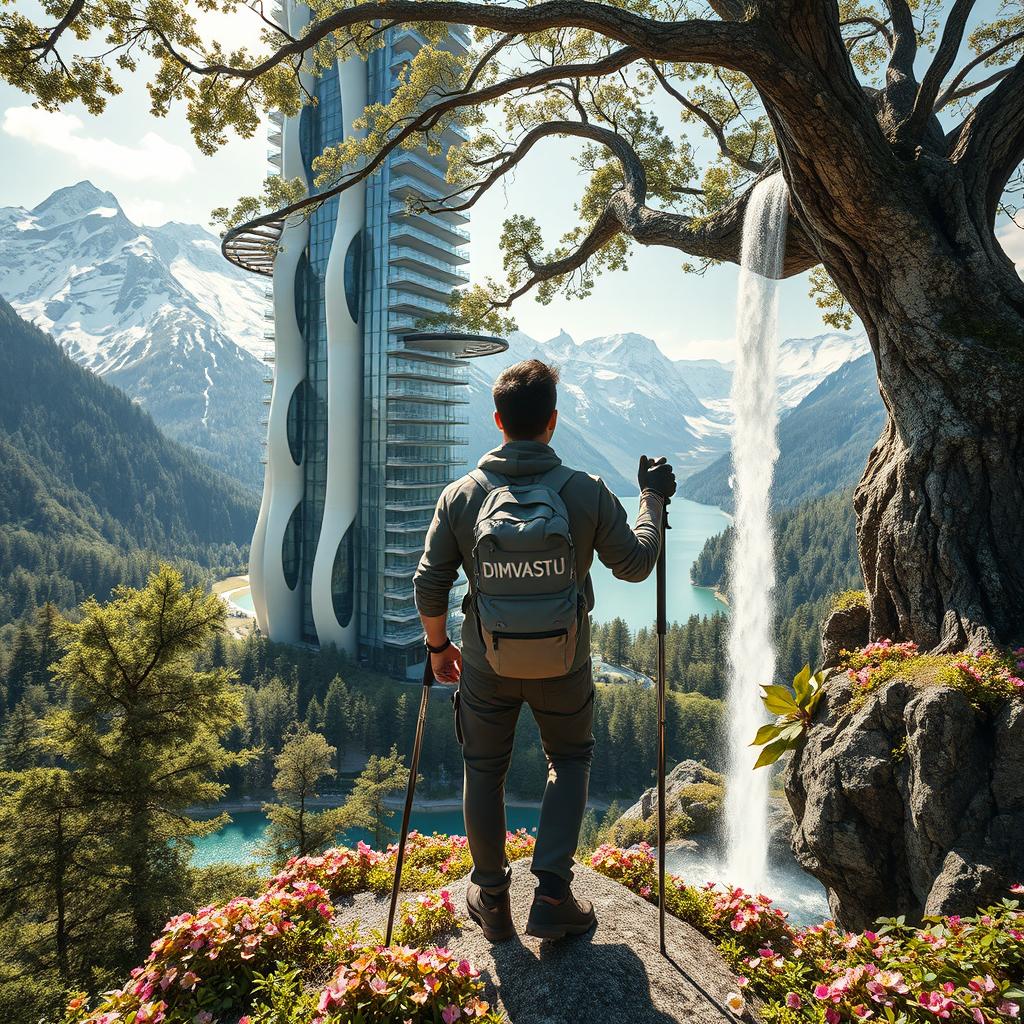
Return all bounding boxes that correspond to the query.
[0,298,254,629]
[808,265,855,330]
[260,726,355,867]
[339,745,411,849]
[751,665,827,768]
[830,588,868,611]
[46,566,256,952]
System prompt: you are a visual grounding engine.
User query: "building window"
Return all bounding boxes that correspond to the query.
[286,381,304,465]
[282,501,302,590]
[332,522,355,627]
[344,231,363,322]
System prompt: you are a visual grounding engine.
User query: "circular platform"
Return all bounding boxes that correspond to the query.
[403,331,509,359]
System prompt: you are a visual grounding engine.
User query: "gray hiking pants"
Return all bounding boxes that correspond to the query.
[456,658,595,893]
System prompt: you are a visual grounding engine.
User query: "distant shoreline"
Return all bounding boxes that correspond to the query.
[189,793,611,818]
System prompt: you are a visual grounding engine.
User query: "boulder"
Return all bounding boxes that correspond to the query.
[785,673,1024,930]
[819,603,870,668]
[337,858,753,1024]
[619,760,723,824]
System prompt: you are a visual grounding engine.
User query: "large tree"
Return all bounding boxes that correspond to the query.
[4,0,1023,650]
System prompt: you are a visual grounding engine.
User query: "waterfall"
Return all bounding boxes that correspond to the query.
[723,173,789,892]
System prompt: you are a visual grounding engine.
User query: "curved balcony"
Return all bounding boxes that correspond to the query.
[389,246,469,285]
[222,215,285,276]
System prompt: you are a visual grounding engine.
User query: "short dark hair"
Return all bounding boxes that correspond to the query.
[492,359,560,439]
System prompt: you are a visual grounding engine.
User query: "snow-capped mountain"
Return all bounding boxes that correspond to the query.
[0,181,268,491]
[465,330,727,490]
[465,329,872,493]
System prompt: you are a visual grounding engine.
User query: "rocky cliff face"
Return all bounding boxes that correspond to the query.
[785,674,1024,930]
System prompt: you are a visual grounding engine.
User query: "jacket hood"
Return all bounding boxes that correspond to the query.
[477,440,562,478]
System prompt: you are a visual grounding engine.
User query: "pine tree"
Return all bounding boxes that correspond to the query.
[261,725,350,865]
[45,566,254,955]
[0,768,120,1021]
[341,746,411,849]
[605,617,632,666]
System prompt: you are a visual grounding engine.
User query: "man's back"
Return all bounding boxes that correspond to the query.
[414,439,665,673]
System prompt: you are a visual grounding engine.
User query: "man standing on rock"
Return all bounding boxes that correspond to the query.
[414,358,676,941]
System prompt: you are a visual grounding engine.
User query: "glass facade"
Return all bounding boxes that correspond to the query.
[357,26,473,672]
[277,24,476,673]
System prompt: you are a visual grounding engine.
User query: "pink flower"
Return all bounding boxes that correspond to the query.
[920,991,956,1018]
[640,885,652,898]
[1010,884,1024,895]
[999,1002,1021,1019]
[442,1005,462,1024]
[786,993,802,1009]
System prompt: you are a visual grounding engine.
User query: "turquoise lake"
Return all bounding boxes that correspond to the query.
[191,806,542,868]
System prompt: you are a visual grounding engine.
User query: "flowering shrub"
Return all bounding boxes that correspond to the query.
[275,830,535,899]
[62,833,535,1024]
[589,843,1024,1024]
[247,943,503,1024]
[842,639,920,693]
[840,641,1024,708]
[949,649,1024,703]
[64,879,336,1024]
[392,890,459,947]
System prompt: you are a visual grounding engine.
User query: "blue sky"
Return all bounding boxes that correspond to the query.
[1,1,1019,360]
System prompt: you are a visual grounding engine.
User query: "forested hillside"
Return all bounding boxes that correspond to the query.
[0,297,256,625]
[691,488,863,676]
[681,354,885,510]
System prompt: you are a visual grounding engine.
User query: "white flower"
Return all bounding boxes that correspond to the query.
[726,992,746,1016]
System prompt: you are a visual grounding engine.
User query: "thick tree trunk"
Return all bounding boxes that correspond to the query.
[771,121,1024,651]
[850,257,1024,650]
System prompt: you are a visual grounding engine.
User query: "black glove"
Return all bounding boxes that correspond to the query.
[638,455,676,504]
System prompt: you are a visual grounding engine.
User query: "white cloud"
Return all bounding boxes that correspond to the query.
[997,215,1024,274]
[2,106,193,183]
[120,196,171,226]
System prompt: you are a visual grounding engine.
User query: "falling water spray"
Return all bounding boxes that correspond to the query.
[723,173,789,892]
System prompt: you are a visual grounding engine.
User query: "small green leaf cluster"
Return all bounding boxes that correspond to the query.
[751,665,827,768]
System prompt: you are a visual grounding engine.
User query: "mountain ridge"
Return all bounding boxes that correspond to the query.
[0,180,268,491]
[0,296,256,626]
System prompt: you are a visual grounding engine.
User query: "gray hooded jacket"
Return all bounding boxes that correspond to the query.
[413,440,665,674]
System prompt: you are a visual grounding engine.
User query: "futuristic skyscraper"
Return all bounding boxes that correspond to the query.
[223,8,506,674]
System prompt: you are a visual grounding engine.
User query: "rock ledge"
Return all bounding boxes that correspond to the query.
[338,859,748,1024]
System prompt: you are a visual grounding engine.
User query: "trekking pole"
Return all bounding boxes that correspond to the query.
[656,504,669,956]
[385,654,434,946]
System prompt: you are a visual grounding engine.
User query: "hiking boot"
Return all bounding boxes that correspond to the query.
[525,891,597,940]
[466,883,516,942]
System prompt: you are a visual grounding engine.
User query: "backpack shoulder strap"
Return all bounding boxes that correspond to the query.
[540,465,577,494]
[469,467,506,494]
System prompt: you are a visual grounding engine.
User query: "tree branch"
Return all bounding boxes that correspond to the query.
[934,28,1024,110]
[880,0,919,118]
[647,61,765,174]
[225,46,644,234]
[151,1,759,80]
[951,56,1024,223]
[902,0,976,145]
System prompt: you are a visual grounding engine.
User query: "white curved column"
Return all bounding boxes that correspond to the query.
[310,53,367,653]
[250,0,311,642]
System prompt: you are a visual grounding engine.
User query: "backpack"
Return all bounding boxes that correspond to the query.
[468,465,582,679]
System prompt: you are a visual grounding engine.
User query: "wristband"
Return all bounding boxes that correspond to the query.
[425,636,452,654]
